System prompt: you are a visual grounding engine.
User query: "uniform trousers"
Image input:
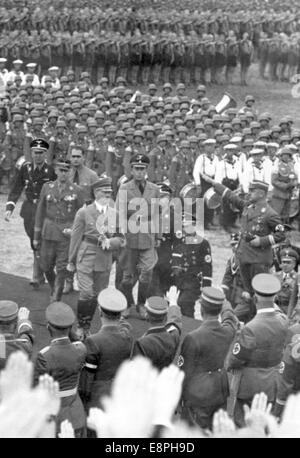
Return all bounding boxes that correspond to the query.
[39,238,70,299]
[21,200,44,283]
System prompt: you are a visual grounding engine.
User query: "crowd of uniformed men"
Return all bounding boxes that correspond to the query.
[2,0,300,440]
[1,0,300,86]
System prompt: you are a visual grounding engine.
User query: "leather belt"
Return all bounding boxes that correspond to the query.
[83,235,101,246]
[46,216,71,224]
[59,387,77,398]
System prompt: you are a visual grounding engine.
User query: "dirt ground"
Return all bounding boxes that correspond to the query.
[0,63,299,284]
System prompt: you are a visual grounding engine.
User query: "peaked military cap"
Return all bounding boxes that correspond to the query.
[0,301,18,322]
[145,297,169,315]
[201,287,225,313]
[92,177,113,192]
[46,302,75,328]
[130,154,150,167]
[30,138,49,150]
[98,288,127,313]
[252,273,281,296]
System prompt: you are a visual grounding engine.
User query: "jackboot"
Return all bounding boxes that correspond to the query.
[30,252,45,289]
[120,282,135,318]
[136,281,150,320]
[51,270,65,302]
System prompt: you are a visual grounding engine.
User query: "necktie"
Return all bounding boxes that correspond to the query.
[73,169,79,185]
[138,182,144,195]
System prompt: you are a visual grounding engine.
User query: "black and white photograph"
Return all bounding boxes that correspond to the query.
[0,0,299,441]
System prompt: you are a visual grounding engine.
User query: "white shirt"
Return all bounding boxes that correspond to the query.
[193,153,218,185]
[95,201,108,214]
[215,156,242,183]
[41,75,61,89]
[24,73,40,87]
[6,70,25,84]
[243,159,270,193]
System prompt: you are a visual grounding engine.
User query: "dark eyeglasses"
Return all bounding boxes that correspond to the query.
[71,155,82,158]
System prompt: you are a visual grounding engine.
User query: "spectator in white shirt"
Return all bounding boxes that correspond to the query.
[24,63,40,87]
[7,60,25,84]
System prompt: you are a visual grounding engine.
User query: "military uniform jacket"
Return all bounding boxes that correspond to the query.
[275,270,299,315]
[0,319,34,370]
[277,322,300,405]
[6,161,56,214]
[69,165,99,204]
[132,305,182,371]
[148,146,170,183]
[222,253,244,307]
[226,309,288,401]
[79,320,134,408]
[34,180,84,242]
[68,202,125,272]
[116,179,161,249]
[34,337,87,430]
[171,236,212,289]
[180,307,238,408]
[217,184,285,265]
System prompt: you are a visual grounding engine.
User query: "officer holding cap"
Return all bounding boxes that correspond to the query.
[0,301,33,369]
[210,178,285,294]
[68,177,125,339]
[5,138,56,289]
[79,288,134,411]
[226,273,288,427]
[179,286,238,430]
[132,287,182,370]
[34,302,87,437]
[116,153,161,319]
[34,159,84,302]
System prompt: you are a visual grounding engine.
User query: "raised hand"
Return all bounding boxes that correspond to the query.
[58,420,75,438]
[153,364,184,427]
[213,409,236,437]
[101,357,159,438]
[0,351,33,402]
[165,286,180,305]
[38,374,60,417]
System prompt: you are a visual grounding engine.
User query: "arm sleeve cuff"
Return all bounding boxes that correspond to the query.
[275,399,286,406]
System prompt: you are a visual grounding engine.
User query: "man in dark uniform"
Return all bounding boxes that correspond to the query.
[0,301,34,369]
[150,181,177,297]
[5,138,56,288]
[132,291,182,371]
[33,159,84,302]
[171,214,212,318]
[179,287,238,430]
[274,248,299,317]
[116,154,161,319]
[209,178,285,294]
[221,233,252,323]
[79,288,134,411]
[34,302,87,438]
[226,273,288,427]
[274,319,300,417]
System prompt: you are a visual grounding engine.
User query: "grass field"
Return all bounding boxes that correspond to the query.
[0,63,298,285]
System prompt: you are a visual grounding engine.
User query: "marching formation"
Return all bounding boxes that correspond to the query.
[1,0,300,86]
